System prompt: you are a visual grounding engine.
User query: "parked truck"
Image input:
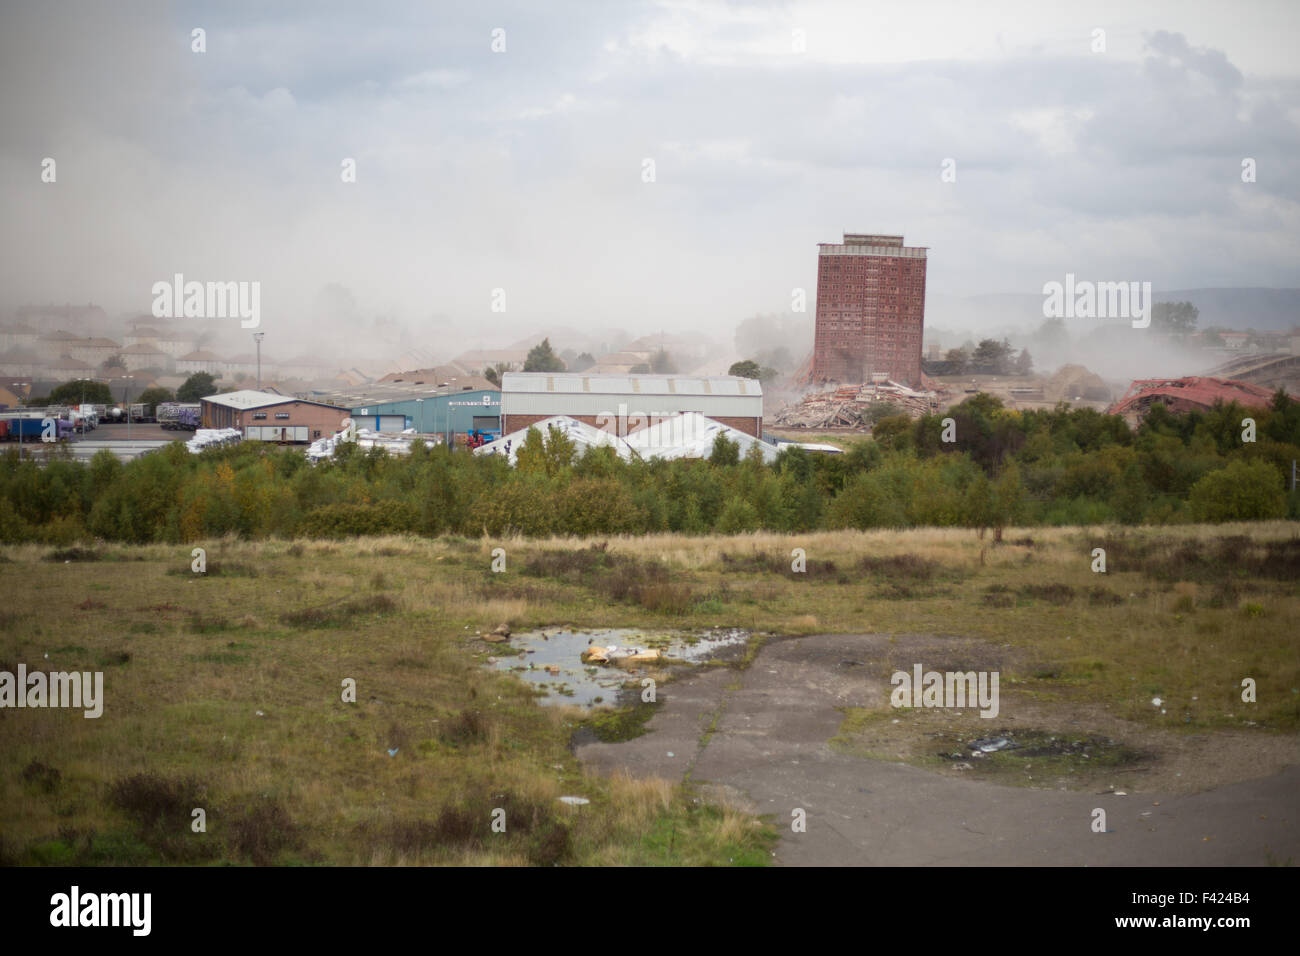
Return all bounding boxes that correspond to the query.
[157,402,201,431]
[1,416,73,441]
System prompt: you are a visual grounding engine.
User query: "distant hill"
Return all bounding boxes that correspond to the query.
[928,288,1300,334]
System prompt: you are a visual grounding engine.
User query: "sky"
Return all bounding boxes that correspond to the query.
[1,0,1297,352]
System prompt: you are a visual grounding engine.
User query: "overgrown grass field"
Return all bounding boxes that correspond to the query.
[1,522,1296,864]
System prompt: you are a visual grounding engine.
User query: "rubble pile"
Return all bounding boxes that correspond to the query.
[773,380,943,429]
[1045,365,1111,403]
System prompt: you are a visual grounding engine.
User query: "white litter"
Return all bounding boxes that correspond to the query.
[186,428,243,454]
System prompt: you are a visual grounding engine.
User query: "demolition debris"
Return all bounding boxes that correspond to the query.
[773,380,943,429]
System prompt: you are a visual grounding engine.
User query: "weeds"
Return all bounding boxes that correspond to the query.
[280,594,396,628]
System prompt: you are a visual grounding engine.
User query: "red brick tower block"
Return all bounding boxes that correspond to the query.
[811,233,927,387]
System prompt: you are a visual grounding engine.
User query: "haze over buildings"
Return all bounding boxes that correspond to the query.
[1,0,1297,364]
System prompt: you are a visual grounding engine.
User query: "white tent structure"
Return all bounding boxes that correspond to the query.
[474,415,635,466]
[623,411,780,464]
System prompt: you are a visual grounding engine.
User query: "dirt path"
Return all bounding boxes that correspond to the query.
[577,634,1300,866]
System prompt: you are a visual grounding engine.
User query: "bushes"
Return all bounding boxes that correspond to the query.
[717,496,760,533]
[1189,460,1287,522]
[554,478,643,535]
[0,395,1295,543]
[299,500,418,538]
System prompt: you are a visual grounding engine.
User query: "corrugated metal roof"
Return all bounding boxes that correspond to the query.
[501,371,761,397]
[316,382,499,408]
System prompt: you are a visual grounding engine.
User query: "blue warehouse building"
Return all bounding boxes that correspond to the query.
[342,386,501,442]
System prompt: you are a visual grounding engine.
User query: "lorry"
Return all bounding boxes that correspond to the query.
[1,416,73,441]
[157,403,201,431]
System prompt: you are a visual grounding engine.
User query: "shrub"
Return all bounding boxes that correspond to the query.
[1188,460,1286,522]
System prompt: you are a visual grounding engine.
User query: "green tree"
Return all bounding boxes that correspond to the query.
[1014,348,1033,375]
[177,372,218,402]
[709,432,740,466]
[523,338,566,373]
[944,348,969,373]
[728,360,761,379]
[1189,460,1285,521]
[482,362,514,386]
[871,415,913,452]
[515,424,576,476]
[971,339,1014,375]
[102,354,126,371]
[136,386,175,411]
[717,496,760,533]
[48,380,114,406]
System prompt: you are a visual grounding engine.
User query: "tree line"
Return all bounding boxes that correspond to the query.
[1,391,1297,545]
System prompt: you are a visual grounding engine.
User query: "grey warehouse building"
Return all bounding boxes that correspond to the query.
[500,372,764,438]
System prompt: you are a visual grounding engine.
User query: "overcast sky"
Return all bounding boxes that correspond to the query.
[1,0,1297,347]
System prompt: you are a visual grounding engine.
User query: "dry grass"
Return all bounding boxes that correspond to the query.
[0,537,778,866]
[2,521,1294,865]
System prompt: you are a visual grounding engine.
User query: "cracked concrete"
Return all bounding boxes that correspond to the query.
[577,633,1300,866]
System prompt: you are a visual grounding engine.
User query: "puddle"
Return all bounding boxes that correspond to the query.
[937,729,1146,766]
[487,627,750,707]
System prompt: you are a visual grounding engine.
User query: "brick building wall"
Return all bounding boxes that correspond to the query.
[811,233,927,388]
[201,399,349,439]
[503,412,761,439]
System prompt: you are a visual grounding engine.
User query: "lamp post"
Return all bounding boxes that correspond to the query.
[10,382,22,459]
[253,332,265,390]
[124,375,134,441]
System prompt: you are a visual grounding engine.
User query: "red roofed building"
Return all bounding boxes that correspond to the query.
[1109,376,1277,422]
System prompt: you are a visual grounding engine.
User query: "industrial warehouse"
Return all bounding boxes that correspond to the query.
[199,390,351,442]
[185,371,775,464]
[323,377,501,444]
[499,371,764,438]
